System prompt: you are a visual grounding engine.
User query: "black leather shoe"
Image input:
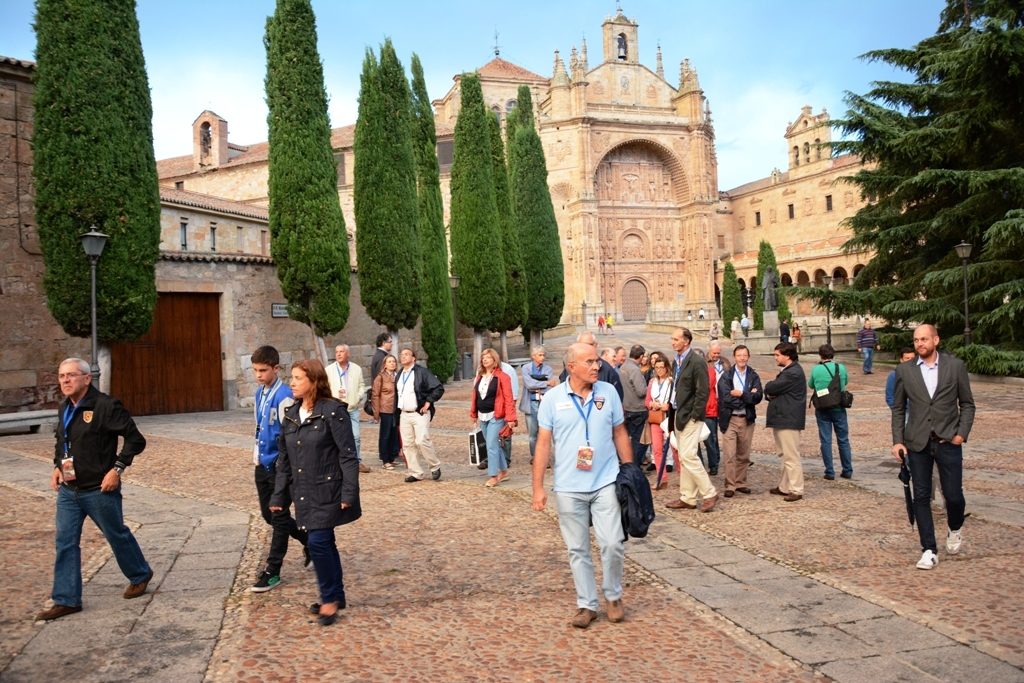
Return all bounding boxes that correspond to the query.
[431,467,442,481]
[824,474,835,481]
[309,598,346,614]
[318,612,338,626]
[476,460,488,470]
[404,475,420,483]
[840,472,853,479]
[709,468,718,475]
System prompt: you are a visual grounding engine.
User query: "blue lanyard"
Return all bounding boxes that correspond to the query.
[62,402,77,456]
[336,364,348,386]
[399,370,413,395]
[570,392,594,445]
[256,380,280,436]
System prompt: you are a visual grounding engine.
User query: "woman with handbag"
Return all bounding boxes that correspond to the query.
[469,349,517,488]
[646,354,673,490]
[270,359,360,627]
[372,355,401,470]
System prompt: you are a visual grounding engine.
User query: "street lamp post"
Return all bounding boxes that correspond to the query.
[449,274,461,380]
[80,227,108,383]
[954,241,973,345]
[822,275,833,347]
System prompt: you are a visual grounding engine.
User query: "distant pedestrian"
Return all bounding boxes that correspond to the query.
[271,359,360,627]
[36,358,154,622]
[560,332,624,399]
[396,348,445,483]
[791,323,802,351]
[764,342,807,502]
[779,319,790,343]
[639,351,653,382]
[698,307,706,320]
[470,349,517,488]
[372,355,401,469]
[717,345,762,497]
[613,346,627,370]
[327,344,370,473]
[809,344,853,481]
[709,321,720,340]
[646,353,673,488]
[605,315,614,333]
[597,315,606,334]
[740,314,750,338]
[368,332,393,422]
[532,342,631,629]
[891,324,974,570]
[856,319,879,374]
[619,344,650,467]
[730,318,740,339]
[249,346,309,594]
[520,346,557,463]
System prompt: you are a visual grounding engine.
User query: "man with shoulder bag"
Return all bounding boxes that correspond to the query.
[808,344,854,480]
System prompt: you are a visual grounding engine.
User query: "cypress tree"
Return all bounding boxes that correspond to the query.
[449,74,506,336]
[410,53,457,381]
[509,102,564,340]
[265,0,350,338]
[721,261,743,338]
[489,114,528,340]
[753,240,790,329]
[354,40,421,338]
[505,84,535,165]
[34,0,160,341]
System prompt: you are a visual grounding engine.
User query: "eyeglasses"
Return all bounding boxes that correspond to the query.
[58,372,88,380]
[571,359,601,367]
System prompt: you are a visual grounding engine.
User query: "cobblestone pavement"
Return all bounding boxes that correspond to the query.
[1,324,1022,682]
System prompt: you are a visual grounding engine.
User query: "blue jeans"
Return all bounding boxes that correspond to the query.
[907,441,966,552]
[307,528,345,605]
[555,484,624,611]
[480,417,507,476]
[699,417,720,472]
[624,410,649,466]
[348,408,362,462]
[815,409,853,477]
[525,404,541,460]
[53,485,151,607]
[862,348,875,373]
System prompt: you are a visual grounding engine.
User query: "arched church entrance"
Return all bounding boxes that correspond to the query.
[621,279,650,321]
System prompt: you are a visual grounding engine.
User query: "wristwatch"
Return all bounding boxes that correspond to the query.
[113,465,125,476]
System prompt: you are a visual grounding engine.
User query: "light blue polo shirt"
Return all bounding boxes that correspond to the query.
[537,380,624,494]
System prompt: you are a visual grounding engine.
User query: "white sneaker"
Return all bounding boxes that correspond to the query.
[946,528,962,555]
[916,549,938,570]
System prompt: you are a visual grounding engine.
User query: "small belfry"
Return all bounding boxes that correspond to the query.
[602,6,638,64]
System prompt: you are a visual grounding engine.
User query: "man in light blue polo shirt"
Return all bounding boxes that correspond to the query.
[532,342,632,629]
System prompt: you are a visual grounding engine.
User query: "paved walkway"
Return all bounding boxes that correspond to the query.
[1,324,1022,682]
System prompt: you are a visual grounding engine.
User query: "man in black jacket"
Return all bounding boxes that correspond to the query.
[559,331,624,399]
[764,342,807,502]
[396,348,445,482]
[37,358,153,621]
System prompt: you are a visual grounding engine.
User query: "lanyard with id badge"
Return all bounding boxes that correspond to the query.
[60,403,78,482]
[571,393,595,470]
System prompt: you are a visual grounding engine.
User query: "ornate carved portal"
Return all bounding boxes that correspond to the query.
[595,142,694,320]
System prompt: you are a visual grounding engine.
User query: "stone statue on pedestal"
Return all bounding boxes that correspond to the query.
[762,266,778,312]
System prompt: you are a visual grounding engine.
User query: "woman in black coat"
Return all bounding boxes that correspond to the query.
[270,359,361,626]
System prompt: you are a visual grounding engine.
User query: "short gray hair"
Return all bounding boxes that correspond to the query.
[530,345,546,356]
[59,358,90,374]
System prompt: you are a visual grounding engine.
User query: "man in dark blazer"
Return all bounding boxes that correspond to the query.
[665,328,718,512]
[764,342,806,502]
[891,324,975,570]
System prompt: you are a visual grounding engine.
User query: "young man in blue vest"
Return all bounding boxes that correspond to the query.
[250,345,309,592]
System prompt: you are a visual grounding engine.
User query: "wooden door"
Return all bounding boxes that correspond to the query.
[111,293,223,415]
[621,279,650,322]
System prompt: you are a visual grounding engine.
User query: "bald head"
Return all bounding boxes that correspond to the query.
[565,342,599,386]
[577,331,597,347]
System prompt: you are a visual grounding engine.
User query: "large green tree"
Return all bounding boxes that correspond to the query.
[753,240,790,329]
[509,91,564,342]
[354,40,421,340]
[448,73,506,347]
[489,114,528,346]
[410,53,456,380]
[721,261,743,338]
[505,84,535,167]
[265,0,350,342]
[34,0,160,341]
[833,0,1024,352]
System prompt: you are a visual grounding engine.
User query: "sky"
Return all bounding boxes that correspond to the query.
[1,0,947,189]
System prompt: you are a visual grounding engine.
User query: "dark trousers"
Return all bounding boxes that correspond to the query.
[624,410,649,466]
[308,528,345,605]
[378,412,400,463]
[254,465,308,575]
[907,441,966,552]
[698,417,720,471]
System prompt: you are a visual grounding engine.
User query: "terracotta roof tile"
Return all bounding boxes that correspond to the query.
[476,57,548,83]
[0,55,35,69]
[159,187,268,221]
[160,251,273,265]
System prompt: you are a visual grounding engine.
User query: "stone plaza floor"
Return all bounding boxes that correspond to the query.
[1,325,1022,682]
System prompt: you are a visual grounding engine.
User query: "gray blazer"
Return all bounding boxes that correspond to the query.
[891,352,975,452]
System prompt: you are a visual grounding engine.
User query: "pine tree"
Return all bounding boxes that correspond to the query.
[833,0,1024,353]
[721,261,743,338]
[265,0,350,339]
[34,0,160,341]
[753,240,790,329]
[489,114,528,341]
[354,40,421,339]
[449,74,506,338]
[410,53,456,381]
[509,97,564,340]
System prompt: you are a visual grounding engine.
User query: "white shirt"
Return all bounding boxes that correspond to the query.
[917,354,939,399]
[397,367,418,412]
[476,374,495,422]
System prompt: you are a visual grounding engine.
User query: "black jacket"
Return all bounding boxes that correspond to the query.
[717,365,763,432]
[558,360,624,399]
[54,385,145,491]
[399,364,444,419]
[764,362,807,430]
[272,398,361,531]
[370,348,389,384]
[673,350,708,430]
[615,462,655,539]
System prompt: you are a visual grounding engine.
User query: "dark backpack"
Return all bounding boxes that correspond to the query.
[811,363,853,410]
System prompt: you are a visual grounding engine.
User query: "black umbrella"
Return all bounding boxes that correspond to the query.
[897,450,915,526]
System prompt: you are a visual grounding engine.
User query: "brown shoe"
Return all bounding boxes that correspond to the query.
[735,487,752,494]
[723,490,735,498]
[700,494,718,512]
[606,598,625,623]
[783,494,803,502]
[571,608,598,629]
[35,604,82,621]
[769,487,786,496]
[358,463,371,474]
[665,499,696,510]
[124,569,154,599]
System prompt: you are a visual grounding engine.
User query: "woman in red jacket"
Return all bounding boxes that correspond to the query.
[470,349,518,487]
